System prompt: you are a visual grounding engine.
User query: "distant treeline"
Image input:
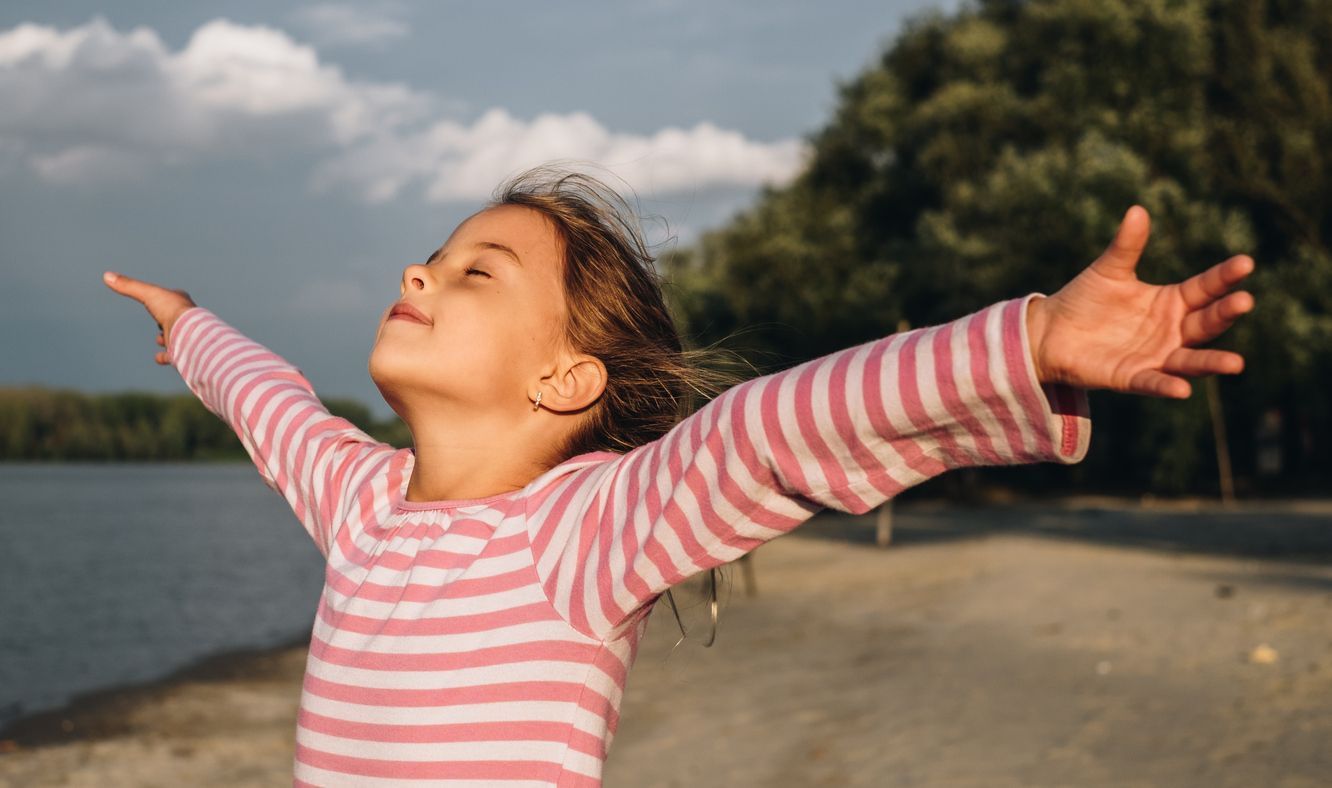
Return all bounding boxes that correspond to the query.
[0,386,410,462]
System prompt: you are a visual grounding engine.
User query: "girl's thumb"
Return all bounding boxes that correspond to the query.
[103,271,120,286]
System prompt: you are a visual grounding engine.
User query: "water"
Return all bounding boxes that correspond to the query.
[0,462,326,731]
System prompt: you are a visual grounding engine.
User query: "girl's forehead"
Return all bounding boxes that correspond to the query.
[444,205,561,265]
[460,205,547,239]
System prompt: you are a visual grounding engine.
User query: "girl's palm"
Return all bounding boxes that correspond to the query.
[1033,206,1255,399]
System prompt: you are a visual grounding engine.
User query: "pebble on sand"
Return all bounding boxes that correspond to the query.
[1248,643,1279,664]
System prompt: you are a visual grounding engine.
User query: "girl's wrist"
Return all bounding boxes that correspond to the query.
[1026,296,1050,383]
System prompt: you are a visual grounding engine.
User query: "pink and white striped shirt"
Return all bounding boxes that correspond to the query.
[166,292,1090,786]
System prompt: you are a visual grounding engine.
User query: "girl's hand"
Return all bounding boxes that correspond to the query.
[1026,205,1255,399]
[102,271,198,366]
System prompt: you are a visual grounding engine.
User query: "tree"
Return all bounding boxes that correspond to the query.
[664,0,1331,495]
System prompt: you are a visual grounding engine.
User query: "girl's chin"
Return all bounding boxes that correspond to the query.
[368,351,414,384]
[370,352,447,385]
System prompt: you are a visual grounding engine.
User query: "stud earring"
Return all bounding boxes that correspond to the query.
[532,391,543,412]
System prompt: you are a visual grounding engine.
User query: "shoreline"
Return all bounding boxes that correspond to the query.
[0,632,311,752]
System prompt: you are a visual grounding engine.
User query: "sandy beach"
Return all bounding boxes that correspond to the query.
[2,497,1329,787]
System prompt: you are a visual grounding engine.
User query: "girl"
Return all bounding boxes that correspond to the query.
[104,164,1254,786]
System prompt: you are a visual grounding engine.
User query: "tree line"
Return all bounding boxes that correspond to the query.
[660,0,1329,497]
[0,386,411,462]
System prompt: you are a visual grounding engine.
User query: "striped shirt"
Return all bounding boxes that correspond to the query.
[166,292,1090,786]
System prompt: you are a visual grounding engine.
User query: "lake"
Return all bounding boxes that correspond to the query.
[0,462,326,731]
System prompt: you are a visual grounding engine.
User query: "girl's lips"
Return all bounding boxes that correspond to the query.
[388,302,432,325]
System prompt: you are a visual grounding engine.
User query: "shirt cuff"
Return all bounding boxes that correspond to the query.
[1009,292,1091,464]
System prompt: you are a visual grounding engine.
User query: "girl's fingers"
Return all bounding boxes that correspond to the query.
[1127,368,1192,399]
[1177,255,1254,311]
[104,271,153,303]
[1127,345,1246,400]
[104,271,180,311]
[1181,290,1254,346]
[1162,347,1245,376]
[105,271,195,344]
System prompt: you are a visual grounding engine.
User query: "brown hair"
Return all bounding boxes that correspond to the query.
[485,161,754,648]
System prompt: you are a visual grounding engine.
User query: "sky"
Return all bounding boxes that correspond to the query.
[0,0,958,421]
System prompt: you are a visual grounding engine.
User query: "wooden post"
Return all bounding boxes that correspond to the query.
[875,500,894,547]
[1204,375,1235,505]
[871,317,913,546]
[739,553,758,597]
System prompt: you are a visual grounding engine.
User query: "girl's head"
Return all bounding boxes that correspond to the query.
[369,163,741,468]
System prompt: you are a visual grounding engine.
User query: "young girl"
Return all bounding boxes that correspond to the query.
[103,164,1254,786]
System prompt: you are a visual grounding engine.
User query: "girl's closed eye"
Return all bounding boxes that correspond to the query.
[465,267,491,278]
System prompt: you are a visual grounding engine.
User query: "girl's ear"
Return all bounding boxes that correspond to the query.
[538,352,607,413]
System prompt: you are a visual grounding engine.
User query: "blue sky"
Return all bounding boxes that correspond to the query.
[0,0,956,421]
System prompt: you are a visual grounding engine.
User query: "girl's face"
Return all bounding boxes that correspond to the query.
[368,204,569,422]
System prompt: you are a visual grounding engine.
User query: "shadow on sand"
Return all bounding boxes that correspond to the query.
[794,498,1332,570]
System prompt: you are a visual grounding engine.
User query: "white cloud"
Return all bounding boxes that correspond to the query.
[311,107,811,203]
[289,3,410,48]
[0,17,811,201]
[0,16,430,183]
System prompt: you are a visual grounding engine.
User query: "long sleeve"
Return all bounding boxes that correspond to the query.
[527,292,1092,641]
[167,306,398,559]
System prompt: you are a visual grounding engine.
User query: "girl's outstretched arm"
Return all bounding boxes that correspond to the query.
[164,305,398,558]
[529,291,1088,641]
[528,205,1255,643]
[103,269,398,559]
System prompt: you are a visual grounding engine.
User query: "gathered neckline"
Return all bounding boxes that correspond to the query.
[389,449,620,512]
[392,488,518,512]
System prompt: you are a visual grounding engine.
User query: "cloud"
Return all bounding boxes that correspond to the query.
[289,3,409,48]
[30,145,147,185]
[0,17,811,201]
[311,108,811,203]
[0,16,430,183]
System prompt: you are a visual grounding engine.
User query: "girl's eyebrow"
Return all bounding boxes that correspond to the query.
[427,241,523,267]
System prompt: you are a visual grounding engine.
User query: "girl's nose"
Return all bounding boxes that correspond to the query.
[401,263,429,294]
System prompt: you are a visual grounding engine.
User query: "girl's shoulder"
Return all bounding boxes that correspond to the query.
[518,450,624,513]
[536,450,624,491]
[559,450,624,467]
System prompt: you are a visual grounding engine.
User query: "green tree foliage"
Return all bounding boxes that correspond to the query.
[0,386,410,462]
[663,0,1331,496]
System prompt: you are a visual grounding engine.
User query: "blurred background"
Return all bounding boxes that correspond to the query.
[1,1,1328,785]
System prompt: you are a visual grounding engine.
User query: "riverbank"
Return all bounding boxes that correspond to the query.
[0,634,310,785]
[2,497,1329,786]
